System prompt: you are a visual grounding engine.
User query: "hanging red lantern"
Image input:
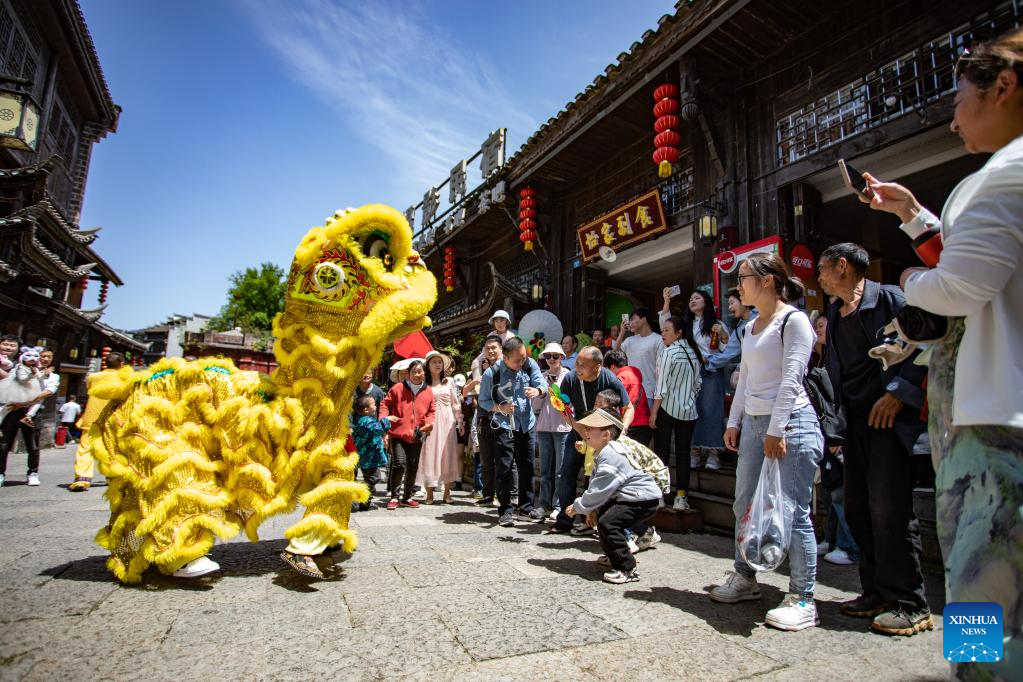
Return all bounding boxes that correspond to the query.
[98,280,109,305]
[653,82,681,179]
[443,246,457,292]
[517,187,537,251]
[78,276,89,291]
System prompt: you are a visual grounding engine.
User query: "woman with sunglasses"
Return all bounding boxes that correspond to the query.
[857,29,1022,675]
[531,343,572,520]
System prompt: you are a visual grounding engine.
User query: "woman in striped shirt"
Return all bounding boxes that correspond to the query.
[649,315,703,511]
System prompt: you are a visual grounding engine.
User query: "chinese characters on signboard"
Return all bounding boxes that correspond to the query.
[406,128,506,234]
[576,190,668,263]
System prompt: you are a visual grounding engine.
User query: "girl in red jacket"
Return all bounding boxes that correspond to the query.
[380,360,435,509]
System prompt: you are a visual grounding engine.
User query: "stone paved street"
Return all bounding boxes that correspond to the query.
[1,447,950,681]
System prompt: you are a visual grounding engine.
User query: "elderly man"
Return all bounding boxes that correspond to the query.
[479,337,547,527]
[550,346,633,533]
[561,335,579,370]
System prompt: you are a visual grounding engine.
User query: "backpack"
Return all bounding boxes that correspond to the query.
[780,311,847,446]
[613,436,672,494]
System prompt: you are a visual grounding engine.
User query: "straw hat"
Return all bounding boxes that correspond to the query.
[575,408,625,430]
[389,357,419,383]
[423,350,455,376]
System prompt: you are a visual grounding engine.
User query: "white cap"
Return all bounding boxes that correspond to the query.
[540,342,565,358]
[490,310,511,324]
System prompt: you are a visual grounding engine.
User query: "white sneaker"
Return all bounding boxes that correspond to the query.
[637,527,661,551]
[26,472,40,486]
[0,473,5,487]
[816,541,830,555]
[672,495,690,511]
[765,593,820,631]
[627,536,640,554]
[413,489,426,500]
[705,452,721,471]
[690,453,702,469]
[710,571,761,603]
[824,548,855,565]
[173,556,220,578]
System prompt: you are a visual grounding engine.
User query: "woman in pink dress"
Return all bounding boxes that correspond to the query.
[418,351,464,503]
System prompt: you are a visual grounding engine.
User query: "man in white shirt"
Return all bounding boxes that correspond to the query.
[0,348,58,487]
[59,395,82,442]
[617,308,662,411]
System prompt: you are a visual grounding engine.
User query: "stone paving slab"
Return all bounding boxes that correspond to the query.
[0,447,950,681]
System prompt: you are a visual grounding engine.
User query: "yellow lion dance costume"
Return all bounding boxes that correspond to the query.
[88,205,436,583]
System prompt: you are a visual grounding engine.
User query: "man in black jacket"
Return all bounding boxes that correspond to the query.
[818,243,931,637]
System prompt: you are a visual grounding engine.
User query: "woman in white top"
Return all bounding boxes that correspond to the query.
[855,29,1022,674]
[709,252,824,632]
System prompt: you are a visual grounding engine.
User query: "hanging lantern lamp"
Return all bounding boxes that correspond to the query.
[443,246,457,293]
[518,187,537,252]
[652,82,681,178]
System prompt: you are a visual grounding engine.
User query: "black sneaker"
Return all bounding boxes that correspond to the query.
[840,593,887,618]
[498,511,515,527]
[527,508,547,523]
[514,508,535,522]
[476,496,494,506]
[570,522,590,536]
[871,607,934,636]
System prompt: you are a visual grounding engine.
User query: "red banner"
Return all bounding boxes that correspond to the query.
[576,189,668,263]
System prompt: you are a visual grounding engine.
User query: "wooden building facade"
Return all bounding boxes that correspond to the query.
[0,0,143,404]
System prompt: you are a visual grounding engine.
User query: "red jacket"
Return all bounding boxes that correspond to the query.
[615,366,650,428]
[379,382,435,443]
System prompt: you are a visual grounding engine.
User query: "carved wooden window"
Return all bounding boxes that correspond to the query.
[0,0,38,85]
[776,1,1021,166]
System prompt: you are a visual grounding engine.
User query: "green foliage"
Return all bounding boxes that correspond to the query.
[206,262,287,333]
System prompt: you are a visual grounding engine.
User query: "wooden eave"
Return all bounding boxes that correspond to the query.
[429,262,529,337]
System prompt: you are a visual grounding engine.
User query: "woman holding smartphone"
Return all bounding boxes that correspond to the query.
[855,29,1023,674]
[709,253,823,632]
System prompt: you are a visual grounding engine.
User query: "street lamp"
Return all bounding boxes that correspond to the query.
[0,79,40,152]
[699,212,718,245]
[530,277,544,304]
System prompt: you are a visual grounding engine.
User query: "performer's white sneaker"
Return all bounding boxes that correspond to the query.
[173,556,220,578]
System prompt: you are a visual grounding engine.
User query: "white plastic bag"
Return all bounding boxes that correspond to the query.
[737,458,793,572]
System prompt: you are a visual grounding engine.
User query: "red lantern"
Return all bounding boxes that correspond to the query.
[517,187,537,251]
[78,276,89,291]
[98,280,109,305]
[443,246,457,292]
[653,82,682,178]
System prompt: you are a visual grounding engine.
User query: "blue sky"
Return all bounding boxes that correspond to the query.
[78,0,676,330]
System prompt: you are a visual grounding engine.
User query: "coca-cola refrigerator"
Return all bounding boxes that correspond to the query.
[712,235,824,324]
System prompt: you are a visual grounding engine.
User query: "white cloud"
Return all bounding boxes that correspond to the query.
[241,0,536,211]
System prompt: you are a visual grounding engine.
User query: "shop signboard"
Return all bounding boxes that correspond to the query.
[789,243,815,281]
[713,235,782,316]
[576,189,668,263]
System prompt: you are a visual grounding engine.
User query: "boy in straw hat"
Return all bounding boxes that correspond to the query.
[566,408,662,584]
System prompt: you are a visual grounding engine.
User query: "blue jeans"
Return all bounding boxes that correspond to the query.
[693,367,726,448]
[555,431,583,528]
[732,404,823,598]
[829,487,860,560]
[472,452,483,492]
[537,430,568,512]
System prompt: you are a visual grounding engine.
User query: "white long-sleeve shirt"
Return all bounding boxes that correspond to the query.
[901,132,1023,428]
[727,306,812,438]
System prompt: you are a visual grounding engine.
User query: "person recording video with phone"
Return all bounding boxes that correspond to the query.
[851,29,1023,673]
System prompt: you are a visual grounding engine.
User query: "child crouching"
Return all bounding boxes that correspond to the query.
[566,408,662,584]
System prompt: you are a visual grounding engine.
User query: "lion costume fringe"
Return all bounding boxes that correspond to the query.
[89,205,436,583]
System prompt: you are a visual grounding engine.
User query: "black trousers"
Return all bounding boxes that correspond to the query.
[598,498,660,572]
[477,414,498,500]
[495,427,535,515]
[653,413,696,497]
[628,425,653,448]
[843,410,927,610]
[387,440,422,502]
[0,408,40,474]
[358,466,380,493]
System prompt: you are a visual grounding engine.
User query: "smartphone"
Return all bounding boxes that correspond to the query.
[621,313,630,325]
[838,159,873,199]
[668,285,681,298]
